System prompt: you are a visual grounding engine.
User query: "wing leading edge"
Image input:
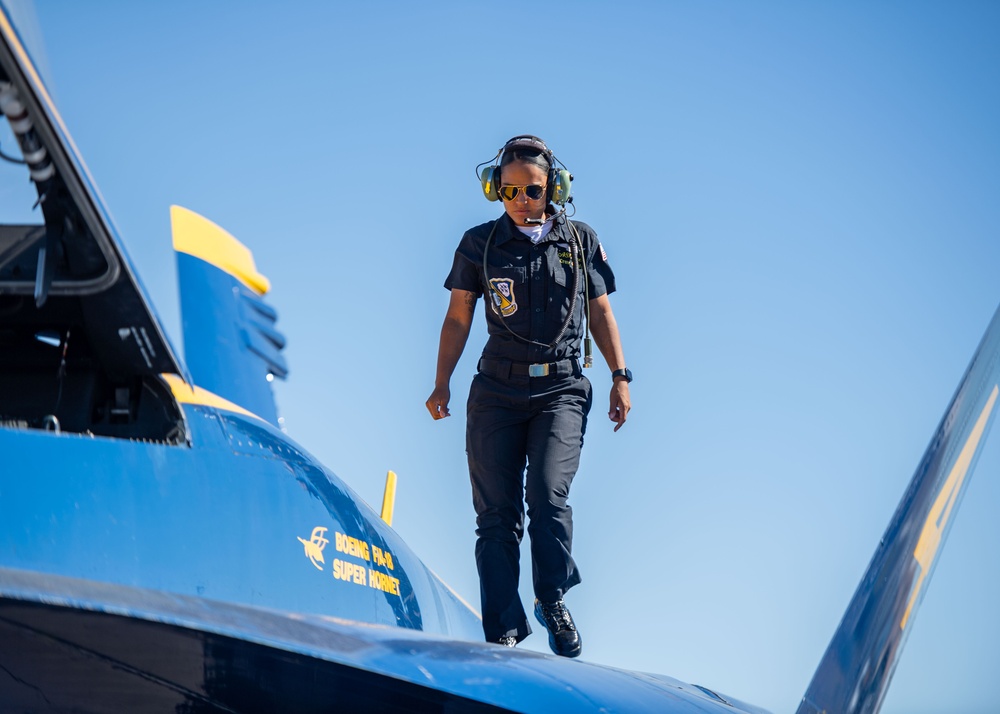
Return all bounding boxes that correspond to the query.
[0,567,771,714]
[797,303,1000,714]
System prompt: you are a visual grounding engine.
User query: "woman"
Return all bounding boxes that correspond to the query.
[426,135,631,657]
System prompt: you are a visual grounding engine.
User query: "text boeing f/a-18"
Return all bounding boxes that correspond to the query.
[1,3,998,713]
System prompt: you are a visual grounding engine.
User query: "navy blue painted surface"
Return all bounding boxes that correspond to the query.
[177,251,287,426]
[0,403,774,713]
[0,402,482,642]
[0,568,770,714]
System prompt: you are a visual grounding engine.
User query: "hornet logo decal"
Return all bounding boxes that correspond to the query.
[297,526,329,570]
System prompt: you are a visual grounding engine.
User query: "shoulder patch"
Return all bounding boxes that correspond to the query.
[489,277,518,317]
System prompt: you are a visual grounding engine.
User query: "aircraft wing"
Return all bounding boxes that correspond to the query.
[0,566,771,714]
[797,302,1000,714]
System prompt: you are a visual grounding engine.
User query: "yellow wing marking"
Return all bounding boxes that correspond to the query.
[901,384,998,629]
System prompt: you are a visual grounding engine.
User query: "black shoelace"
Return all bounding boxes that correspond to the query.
[539,601,576,632]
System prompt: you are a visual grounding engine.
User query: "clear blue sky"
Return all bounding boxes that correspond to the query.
[7,2,1000,712]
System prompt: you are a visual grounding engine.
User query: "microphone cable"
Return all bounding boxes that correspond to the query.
[481,215,591,362]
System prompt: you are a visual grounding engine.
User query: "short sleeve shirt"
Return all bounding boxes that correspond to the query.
[444,213,616,365]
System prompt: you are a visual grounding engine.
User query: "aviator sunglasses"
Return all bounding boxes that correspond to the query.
[499,184,546,201]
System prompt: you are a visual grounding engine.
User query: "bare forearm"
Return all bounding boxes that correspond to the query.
[589,293,631,431]
[435,315,472,387]
[426,289,477,420]
[589,295,626,371]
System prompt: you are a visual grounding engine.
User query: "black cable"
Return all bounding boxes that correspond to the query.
[482,215,591,354]
[52,329,70,415]
[0,140,27,165]
[547,229,580,347]
[566,220,593,366]
[475,141,590,359]
[474,148,503,181]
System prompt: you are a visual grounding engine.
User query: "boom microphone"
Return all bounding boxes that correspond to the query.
[523,204,571,226]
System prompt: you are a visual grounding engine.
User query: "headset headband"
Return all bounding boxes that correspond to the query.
[502,135,552,159]
[478,134,572,206]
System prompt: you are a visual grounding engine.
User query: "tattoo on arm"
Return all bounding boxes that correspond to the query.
[463,293,477,309]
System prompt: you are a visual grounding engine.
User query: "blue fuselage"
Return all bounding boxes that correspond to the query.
[0,403,482,642]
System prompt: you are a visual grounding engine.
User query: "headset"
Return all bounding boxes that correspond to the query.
[476,135,573,206]
[475,136,593,367]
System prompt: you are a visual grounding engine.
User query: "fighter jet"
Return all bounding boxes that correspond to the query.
[1,2,997,712]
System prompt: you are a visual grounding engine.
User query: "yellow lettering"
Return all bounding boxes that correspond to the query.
[368,569,401,596]
[370,546,395,570]
[333,559,368,586]
[334,532,371,561]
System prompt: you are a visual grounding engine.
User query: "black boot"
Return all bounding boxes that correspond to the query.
[533,599,582,658]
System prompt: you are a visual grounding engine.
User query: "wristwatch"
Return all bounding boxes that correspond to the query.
[611,368,633,383]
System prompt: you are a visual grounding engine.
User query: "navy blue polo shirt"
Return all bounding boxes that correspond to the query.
[444,213,616,365]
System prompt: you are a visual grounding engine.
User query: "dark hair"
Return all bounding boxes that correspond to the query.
[500,146,551,174]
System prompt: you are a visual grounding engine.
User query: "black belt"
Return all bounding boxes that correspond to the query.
[478,358,579,379]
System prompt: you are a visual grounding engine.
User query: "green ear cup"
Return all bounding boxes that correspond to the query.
[550,168,572,206]
[481,166,500,202]
[480,137,572,205]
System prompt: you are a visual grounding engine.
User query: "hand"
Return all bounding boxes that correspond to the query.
[608,380,630,432]
[426,385,452,420]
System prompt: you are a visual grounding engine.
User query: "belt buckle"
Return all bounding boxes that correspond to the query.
[528,363,550,377]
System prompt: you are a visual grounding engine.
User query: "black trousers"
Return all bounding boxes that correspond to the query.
[466,366,593,643]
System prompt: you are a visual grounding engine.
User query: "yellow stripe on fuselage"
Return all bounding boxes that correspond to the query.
[170,205,271,295]
[162,373,262,421]
[901,384,999,630]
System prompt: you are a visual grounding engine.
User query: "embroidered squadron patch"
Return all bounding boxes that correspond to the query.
[488,277,518,317]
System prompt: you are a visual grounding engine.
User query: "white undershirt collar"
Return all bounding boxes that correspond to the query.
[515,219,554,244]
